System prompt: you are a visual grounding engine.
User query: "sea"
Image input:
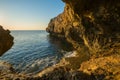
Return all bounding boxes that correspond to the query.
[0,30,73,74]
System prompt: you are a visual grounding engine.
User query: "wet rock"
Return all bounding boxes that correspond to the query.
[0,61,41,80]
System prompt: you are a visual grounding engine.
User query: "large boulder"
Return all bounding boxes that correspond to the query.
[0,25,14,56]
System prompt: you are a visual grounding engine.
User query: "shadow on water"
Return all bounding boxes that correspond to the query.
[0,31,74,74]
[47,35,74,52]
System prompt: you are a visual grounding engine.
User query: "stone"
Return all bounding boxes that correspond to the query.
[0,25,14,56]
[45,0,120,80]
[46,0,120,55]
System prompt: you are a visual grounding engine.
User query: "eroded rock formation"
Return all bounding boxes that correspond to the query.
[0,0,120,79]
[47,0,120,56]
[0,25,14,56]
[45,0,120,80]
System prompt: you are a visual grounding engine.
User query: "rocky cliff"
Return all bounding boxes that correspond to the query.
[47,0,120,56]
[45,0,120,80]
[0,0,120,79]
[0,25,14,56]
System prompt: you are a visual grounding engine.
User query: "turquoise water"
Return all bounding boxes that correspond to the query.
[0,30,72,74]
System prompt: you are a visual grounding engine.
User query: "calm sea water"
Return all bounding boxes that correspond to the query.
[0,30,72,74]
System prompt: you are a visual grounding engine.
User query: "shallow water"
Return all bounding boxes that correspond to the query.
[0,30,72,74]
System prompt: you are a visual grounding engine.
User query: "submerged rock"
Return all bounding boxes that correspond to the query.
[0,25,14,56]
[0,61,41,80]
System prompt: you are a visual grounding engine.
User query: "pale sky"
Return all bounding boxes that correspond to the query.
[0,0,64,30]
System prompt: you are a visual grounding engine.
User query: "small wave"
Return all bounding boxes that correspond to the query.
[64,51,77,58]
[16,56,59,74]
[0,31,73,74]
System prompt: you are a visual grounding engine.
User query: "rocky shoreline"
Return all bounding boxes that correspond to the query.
[1,51,120,80]
[0,0,120,80]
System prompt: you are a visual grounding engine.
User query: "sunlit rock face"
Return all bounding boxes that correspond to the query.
[44,1,120,79]
[0,25,14,56]
[47,0,120,56]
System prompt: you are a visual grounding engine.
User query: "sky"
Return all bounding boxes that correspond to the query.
[0,0,64,30]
